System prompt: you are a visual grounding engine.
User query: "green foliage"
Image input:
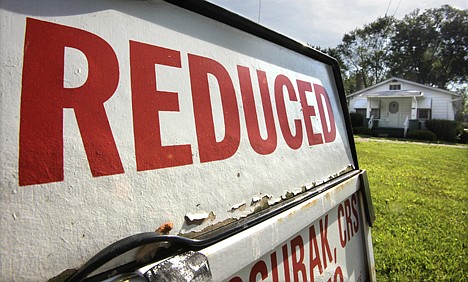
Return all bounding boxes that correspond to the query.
[458,130,468,144]
[406,129,437,141]
[425,119,461,142]
[332,5,468,91]
[311,45,356,95]
[455,87,468,122]
[389,5,468,88]
[349,112,364,127]
[355,140,468,281]
[337,16,395,92]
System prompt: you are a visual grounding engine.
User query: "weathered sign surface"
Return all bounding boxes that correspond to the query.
[200,173,375,282]
[0,1,374,281]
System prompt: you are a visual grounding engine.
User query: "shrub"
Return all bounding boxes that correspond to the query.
[352,126,372,136]
[458,130,468,144]
[425,119,461,142]
[406,130,436,141]
[350,112,364,127]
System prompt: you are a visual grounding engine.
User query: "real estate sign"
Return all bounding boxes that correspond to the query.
[0,1,375,281]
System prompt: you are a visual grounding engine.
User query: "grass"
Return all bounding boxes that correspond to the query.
[355,139,468,281]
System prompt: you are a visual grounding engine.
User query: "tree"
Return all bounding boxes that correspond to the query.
[454,87,468,122]
[337,16,396,93]
[331,5,468,94]
[388,5,468,88]
[309,45,358,94]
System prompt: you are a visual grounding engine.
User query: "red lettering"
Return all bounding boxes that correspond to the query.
[270,252,280,282]
[188,54,240,163]
[309,225,323,281]
[297,80,323,145]
[282,244,292,282]
[19,18,123,186]
[130,41,193,171]
[338,204,347,248]
[291,235,307,282]
[19,19,341,185]
[313,84,336,143]
[229,277,243,282]
[345,199,354,240]
[334,266,344,282]
[238,67,277,155]
[249,260,268,282]
[319,215,333,269]
[275,75,303,149]
[338,197,359,248]
[351,194,359,233]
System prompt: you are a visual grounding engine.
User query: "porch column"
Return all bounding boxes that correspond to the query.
[411,97,417,119]
[366,97,371,118]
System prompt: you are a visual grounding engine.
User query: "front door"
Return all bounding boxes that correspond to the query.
[387,100,400,127]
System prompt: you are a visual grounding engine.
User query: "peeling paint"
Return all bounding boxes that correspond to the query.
[184,212,216,226]
[251,196,261,204]
[251,195,271,213]
[182,165,357,237]
[228,202,246,213]
[181,218,238,238]
[223,165,358,225]
[268,197,282,206]
[281,191,294,200]
[291,187,303,196]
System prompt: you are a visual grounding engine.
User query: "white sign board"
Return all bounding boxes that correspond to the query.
[207,177,370,282]
[0,1,370,281]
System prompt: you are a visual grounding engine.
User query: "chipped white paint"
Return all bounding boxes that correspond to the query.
[229,202,247,211]
[251,196,262,204]
[185,212,212,222]
[0,0,358,280]
[201,173,376,281]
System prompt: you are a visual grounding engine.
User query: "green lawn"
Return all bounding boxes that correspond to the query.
[355,140,468,281]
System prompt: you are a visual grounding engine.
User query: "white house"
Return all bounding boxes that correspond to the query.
[347,77,459,130]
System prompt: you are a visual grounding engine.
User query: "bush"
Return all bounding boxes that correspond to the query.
[458,130,468,144]
[406,130,436,141]
[349,112,364,127]
[425,119,462,142]
[352,126,372,136]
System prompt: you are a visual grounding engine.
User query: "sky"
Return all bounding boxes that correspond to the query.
[206,0,468,48]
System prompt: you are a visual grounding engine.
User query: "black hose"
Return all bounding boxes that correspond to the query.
[67,171,360,281]
[67,233,204,282]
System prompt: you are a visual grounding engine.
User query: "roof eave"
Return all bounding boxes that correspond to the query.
[347,77,459,98]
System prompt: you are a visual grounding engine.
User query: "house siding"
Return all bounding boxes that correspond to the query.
[430,92,454,120]
[378,98,412,128]
[349,96,367,110]
[347,78,457,128]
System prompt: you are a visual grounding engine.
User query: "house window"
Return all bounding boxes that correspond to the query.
[418,109,431,120]
[355,108,366,117]
[389,84,401,90]
[371,108,380,119]
[389,101,399,114]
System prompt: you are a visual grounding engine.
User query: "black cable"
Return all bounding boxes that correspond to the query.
[82,260,140,282]
[67,233,204,282]
[68,171,359,282]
